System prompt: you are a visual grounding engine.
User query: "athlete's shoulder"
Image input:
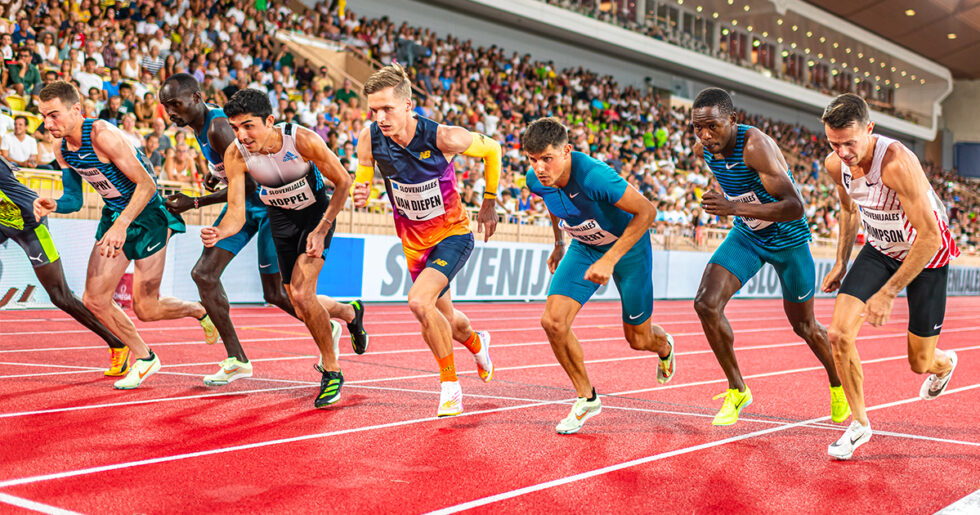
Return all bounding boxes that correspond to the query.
[880,139,920,176]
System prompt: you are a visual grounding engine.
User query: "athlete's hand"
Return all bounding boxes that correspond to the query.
[352,182,370,208]
[584,257,614,285]
[701,190,736,216]
[547,243,565,274]
[97,222,127,258]
[200,226,224,248]
[477,198,497,242]
[33,198,56,222]
[306,228,327,258]
[202,172,221,192]
[862,290,896,327]
[821,262,847,293]
[165,192,195,215]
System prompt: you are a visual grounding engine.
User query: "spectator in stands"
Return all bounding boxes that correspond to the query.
[102,67,122,99]
[335,77,357,104]
[7,47,41,96]
[73,57,102,96]
[120,48,141,80]
[1,116,38,168]
[36,32,58,67]
[151,117,172,152]
[144,133,164,174]
[163,142,200,189]
[136,91,160,127]
[33,126,57,170]
[98,96,124,126]
[141,44,164,78]
[120,113,143,150]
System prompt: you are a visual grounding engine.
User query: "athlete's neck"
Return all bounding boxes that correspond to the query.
[717,128,739,157]
[189,104,208,135]
[63,119,85,150]
[555,156,573,188]
[258,126,283,155]
[391,116,418,147]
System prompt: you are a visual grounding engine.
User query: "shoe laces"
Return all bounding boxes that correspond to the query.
[110,350,126,367]
[713,390,739,411]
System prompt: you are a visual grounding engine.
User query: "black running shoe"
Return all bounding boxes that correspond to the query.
[314,367,344,408]
[347,300,369,355]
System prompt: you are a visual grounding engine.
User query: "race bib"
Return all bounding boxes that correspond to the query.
[390,177,445,221]
[259,176,316,210]
[726,191,773,231]
[559,218,619,246]
[75,167,122,199]
[208,161,227,184]
[860,208,909,245]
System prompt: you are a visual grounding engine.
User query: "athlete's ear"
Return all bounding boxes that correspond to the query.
[563,143,573,157]
[265,115,275,127]
[866,121,875,135]
[729,111,736,125]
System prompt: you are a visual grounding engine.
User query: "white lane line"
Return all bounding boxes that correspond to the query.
[937,488,980,515]
[425,383,980,514]
[0,492,82,515]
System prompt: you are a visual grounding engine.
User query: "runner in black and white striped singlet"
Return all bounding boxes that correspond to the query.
[820,93,959,461]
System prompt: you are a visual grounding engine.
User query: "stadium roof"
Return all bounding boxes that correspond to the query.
[807,0,980,79]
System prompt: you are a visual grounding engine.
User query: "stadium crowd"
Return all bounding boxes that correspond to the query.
[0,0,976,254]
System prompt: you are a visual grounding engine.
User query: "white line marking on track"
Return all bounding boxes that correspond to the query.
[0,492,82,515]
[937,487,980,514]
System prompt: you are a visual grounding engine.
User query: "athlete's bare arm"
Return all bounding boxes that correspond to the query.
[585,186,655,285]
[701,128,804,222]
[437,125,499,241]
[352,125,374,208]
[547,210,565,274]
[821,152,861,293]
[201,143,246,247]
[166,117,243,213]
[295,126,352,257]
[89,120,160,258]
[862,144,943,326]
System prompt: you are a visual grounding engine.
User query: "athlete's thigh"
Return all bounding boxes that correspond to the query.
[549,241,602,308]
[829,293,866,338]
[132,243,168,299]
[611,238,653,325]
[768,243,816,303]
[10,223,59,268]
[410,267,450,306]
[543,293,585,329]
[423,233,475,298]
[85,243,131,296]
[254,211,280,274]
[705,229,764,292]
[838,245,896,304]
[288,253,325,295]
[904,265,948,338]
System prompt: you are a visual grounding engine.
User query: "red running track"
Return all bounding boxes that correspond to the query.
[1,297,978,514]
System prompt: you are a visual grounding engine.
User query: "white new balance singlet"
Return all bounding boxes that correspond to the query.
[840,134,959,268]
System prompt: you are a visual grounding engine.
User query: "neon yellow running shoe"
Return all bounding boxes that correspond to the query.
[712,387,753,426]
[104,347,130,376]
[199,314,219,345]
[830,385,851,423]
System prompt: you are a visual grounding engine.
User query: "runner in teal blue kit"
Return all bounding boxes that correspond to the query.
[522,117,675,435]
[159,74,368,387]
[690,87,847,426]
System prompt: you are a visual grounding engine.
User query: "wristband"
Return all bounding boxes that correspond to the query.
[194,197,199,209]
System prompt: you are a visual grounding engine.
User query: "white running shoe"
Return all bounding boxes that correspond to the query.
[920,350,958,400]
[437,381,463,417]
[316,320,344,370]
[113,352,161,390]
[828,420,872,460]
[556,395,602,434]
[472,331,494,383]
[203,357,253,386]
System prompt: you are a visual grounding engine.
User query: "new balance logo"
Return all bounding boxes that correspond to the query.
[282,151,299,162]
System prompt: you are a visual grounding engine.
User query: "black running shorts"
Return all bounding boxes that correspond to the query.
[839,244,948,337]
[266,188,335,284]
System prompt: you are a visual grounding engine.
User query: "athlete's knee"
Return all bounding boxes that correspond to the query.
[82,290,110,315]
[907,351,933,374]
[693,293,722,320]
[541,311,570,338]
[191,263,219,290]
[792,318,823,341]
[827,325,854,356]
[132,296,160,322]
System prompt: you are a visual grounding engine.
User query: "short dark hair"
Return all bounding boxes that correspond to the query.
[693,87,734,116]
[224,88,272,119]
[822,93,869,129]
[162,72,201,96]
[14,115,28,124]
[39,80,80,106]
[520,116,568,155]
[84,57,97,65]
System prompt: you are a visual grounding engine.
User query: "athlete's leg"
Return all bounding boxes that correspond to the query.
[434,293,475,343]
[827,294,869,425]
[783,299,841,387]
[191,246,246,361]
[284,254,338,370]
[907,334,951,375]
[408,268,454,360]
[693,264,746,391]
[259,273,354,323]
[541,294,591,397]
[904,266,953,377]
[34,258,124,349]
[81,246,151,358]
[132,244,207,323]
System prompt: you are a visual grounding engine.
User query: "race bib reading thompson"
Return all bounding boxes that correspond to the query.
[75,167,122,199]
[560,218,619,246]
[390,178,445,221]
[860,208,909,245]
[259,176,316,209]
[726,191,773,231]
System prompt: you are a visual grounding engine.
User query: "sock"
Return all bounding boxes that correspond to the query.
[197,313,208,322]
[140,350,156,362]
[461,331,482,354]
[436,353,457,382]
[586,388,597,402]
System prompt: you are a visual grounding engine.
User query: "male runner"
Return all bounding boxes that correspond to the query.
[821,94,959,460]
[351,64,496,417]
[522,117,675,434]
[203,88,352,408]
[0,156,131,374]
[690,88,847,426]
[33,81,213,389]
[159,74,367,386]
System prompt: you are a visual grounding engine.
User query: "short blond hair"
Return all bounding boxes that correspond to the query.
[362,63,412,99]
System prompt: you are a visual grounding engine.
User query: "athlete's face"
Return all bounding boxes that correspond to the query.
[159,84,201,128]
[825,121,874,167]
[692,106,736,154]
[38,97,81,139]
[228,114,275,153]
[367,87,412,137]
[525,143,572,188]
